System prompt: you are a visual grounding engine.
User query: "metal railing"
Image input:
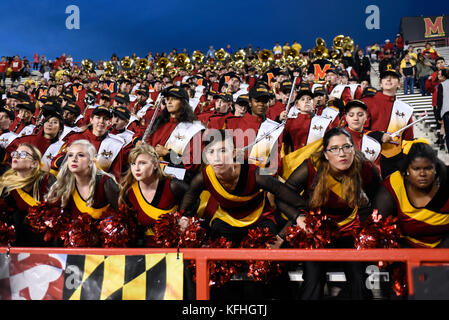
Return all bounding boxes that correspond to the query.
[1,246,449,300]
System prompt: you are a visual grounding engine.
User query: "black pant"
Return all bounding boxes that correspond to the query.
[299,236,372,300]
[443,113,449,152]
[210,217,278,245]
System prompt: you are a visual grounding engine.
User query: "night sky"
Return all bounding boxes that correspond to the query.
[1,0,448,62]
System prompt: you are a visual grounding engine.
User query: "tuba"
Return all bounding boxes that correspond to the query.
[234,49,246,62]
[174,53,191,68]
[156,57,172,70]
[120,56,135,71]
[81,59,95,72]
[258,49,274,65]
[192,50,205,64]
[312,37,329,60]
[215,48,230,61]
[136,58,150,72]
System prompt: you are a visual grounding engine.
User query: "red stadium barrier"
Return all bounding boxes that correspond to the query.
[1,247,449,300]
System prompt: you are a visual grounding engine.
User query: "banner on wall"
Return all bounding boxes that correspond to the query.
[0,252,183,300]
[401,15,449,42]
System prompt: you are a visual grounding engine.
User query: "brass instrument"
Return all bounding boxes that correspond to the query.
[103,61,115,76]
[81,59,95,72]
[156,57,172,70]
[258,49,274,65]
[136,58,150,72]
[174,53,190,67]
[234,49,246,62]
[312,38,329,60]
[192,50,205,64]
[120,56,135,71]
[283,48,298,64]
[215,48,230,61]
[342,36,354,52]
[169,67,178,79]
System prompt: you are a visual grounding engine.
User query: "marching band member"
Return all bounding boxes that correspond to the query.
[0,143,56,246]
[266,79,294,122]
[6,111,64,171]
[51,106,126,180]
[118,144,189,247]
[374,141,449,248]
[0,104,18,152]
[137,86,205,182]
[225,84,283,171]
[197,92,234,129]
[110,106,134,147]
[285,127,382,299]
[283,86,335,154]
[343,100,381,171]
[362,67,414,178]
[10,102,36,137]
[60,101,82,140]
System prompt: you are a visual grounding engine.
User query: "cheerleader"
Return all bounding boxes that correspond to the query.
[46,139,120,222]
[179,129,305,245]
[285,127,382,299]
[374,142,449,248]
[0,143,55,246]
[118,144,189,247]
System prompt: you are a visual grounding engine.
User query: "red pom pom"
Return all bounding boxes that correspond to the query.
[153,211,182,248]
[286,210,338,249]
[63,213,99,247]
[178,217,206,248]
[353,210,401,249]
[99,205,137,248]
[26,202,72,243]
[205,237,241,287]
[0,199,16,245]
[239,227,282,282]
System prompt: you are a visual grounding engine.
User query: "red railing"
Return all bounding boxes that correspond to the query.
[1,247,449,299]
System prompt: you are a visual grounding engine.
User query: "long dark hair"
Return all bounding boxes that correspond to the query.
[309,127,366,209]
[149,98,196,136]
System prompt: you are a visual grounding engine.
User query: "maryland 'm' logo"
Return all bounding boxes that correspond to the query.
[314,64,331,81]
[424,16,445,38]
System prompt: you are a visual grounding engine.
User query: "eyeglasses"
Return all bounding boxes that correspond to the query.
[11,150,34,159]
[326,144,354,155]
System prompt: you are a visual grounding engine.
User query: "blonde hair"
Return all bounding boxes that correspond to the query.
[45,139,116,208]
[118,144,168,206]
[0,143,47,202]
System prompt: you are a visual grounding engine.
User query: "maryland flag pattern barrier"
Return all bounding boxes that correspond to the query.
[0,253,183,300]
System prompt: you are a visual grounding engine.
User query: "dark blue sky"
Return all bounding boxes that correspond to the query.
[1,0,448,62]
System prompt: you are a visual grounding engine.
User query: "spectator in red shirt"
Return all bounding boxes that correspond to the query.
[0,56,8,86]
[384,39,394,52]
[33,53,39,70]
[395,34,404,58]
[10,55,23,85]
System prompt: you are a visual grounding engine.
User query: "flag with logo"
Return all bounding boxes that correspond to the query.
[0,252,183,300]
